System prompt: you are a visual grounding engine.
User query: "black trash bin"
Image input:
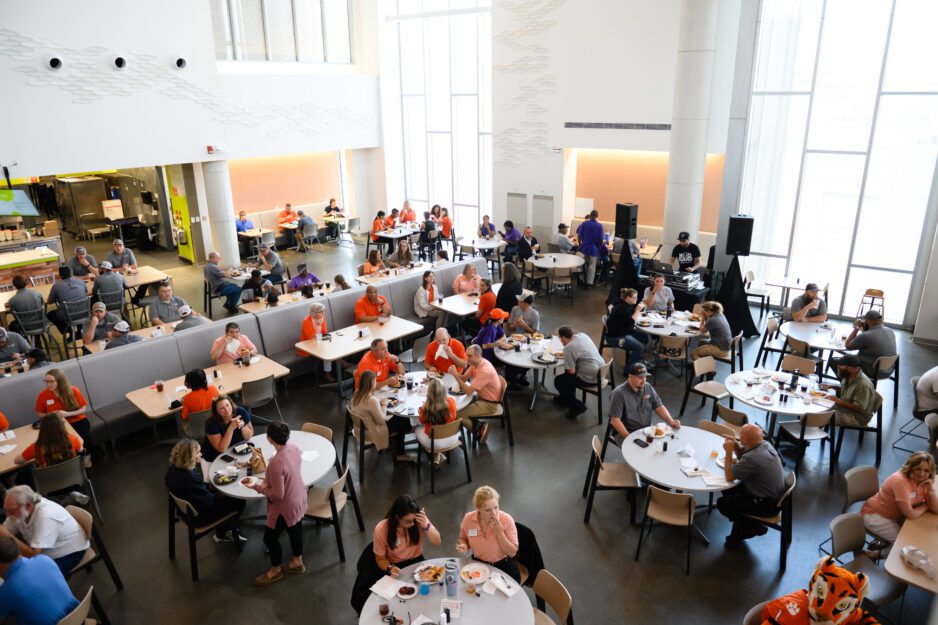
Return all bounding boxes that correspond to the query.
[134,223,155,251]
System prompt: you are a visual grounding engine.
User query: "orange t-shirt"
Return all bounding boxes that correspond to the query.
[400,209,416,223]
[372,218,384,241]
[477,290,496,323]
[0,411,8,431]
[354,295,389,323]
[441,216,453,238]
[35,387,88,424]
[364,262,382,275]
[181,385,219,420]
[20,434,83,467]
[354,351,397,388]
[278,210,297,229]
[384,216,396,229]
[424,338,466,373]
[298,316,328,356]
[418,396,457,435]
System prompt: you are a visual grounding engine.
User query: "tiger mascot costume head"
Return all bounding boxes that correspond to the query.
[761,556,880,625]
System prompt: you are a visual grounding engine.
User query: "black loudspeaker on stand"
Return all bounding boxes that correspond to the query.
[726,214,754,256]
[615,203,638,240]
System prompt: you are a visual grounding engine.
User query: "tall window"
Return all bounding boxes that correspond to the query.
[739,0,938,324]
[383,1,492,240]
[209,0,352,63]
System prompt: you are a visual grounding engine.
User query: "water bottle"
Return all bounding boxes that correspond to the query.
[315,328,322,342]
[445,560,457,597]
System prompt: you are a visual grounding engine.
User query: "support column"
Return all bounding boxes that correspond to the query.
[202,160,240,268]
[662,0,719,246]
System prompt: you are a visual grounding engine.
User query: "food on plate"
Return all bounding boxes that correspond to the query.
[461,568,484,581]
[654,427,664,437]
[414,564,445,582]
[212,473,236,485]
[809,389,828,398]
[511,334,527,341]
[532,332,545,341]
[397,585,416,597]
[690,313,700,321]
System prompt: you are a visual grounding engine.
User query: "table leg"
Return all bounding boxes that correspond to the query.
[528,370,540,412]
[692,524,711,546]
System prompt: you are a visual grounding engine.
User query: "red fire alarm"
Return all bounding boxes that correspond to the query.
[206,145,215,154]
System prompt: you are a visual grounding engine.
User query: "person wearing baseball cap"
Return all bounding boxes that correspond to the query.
[90,260,126,300]
[507,294,539,336]
[788,283,827,323]
[105,238,137,272]
[0,326,30,362]
[25,348,52,370]
[251,244,284,283]
[471,307,510,364]
[81,302,120,348]
[104,320,143,350]
[844,309,897,378]
[551,223,578,253]
[65,245,99,278]
[607,362,681,439]
[825,353,876,427]
[669,231,702,273]
[174,304,210,332]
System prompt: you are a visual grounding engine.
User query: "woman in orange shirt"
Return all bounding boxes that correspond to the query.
[298,302,335,382]
[456,485,520,581]
[429,205,442,223]
[14,413,83,468]
[181,368,220,421]
[440,207,453,240]
[0,411,8,432]
[416,379,460,464]
[35,368,90,442]
[363,249,386,275]
[372,211,386,242]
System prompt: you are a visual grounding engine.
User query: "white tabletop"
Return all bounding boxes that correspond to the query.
[237,228,274,238]
[724,368,835,416]
[355,262,434,286]
[765,276,812,290]
[208,430,336,500]
[296,316,425,362]
[885,510,938,594]
[779,320,854,352]
[634,310,707,339]
[622,426,737,493]
[530,253,584,270]
[228,268,271,286]
[376,228,420,240]
[468,238,501,250]
[494,336,564,370]
[376,371,474,423]
[359,557,534,625]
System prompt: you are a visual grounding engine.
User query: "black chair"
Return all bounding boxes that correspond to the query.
[97,289,127,323]
[203,279,227,318]
[870,354,899,410]
[834,391,884,467]
[514,522,544,588]
[894,375,931,453]
[742,471,797,572]
[167,493,242,581]
[773,411,834,475]
[60,297,92,359]
[12,306,63,361]
[583,435,640,525]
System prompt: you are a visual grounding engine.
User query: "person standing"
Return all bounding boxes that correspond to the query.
[554,325,604,419]
[669,231,702,274]
[243,422,308,586]
[576,210,605,287]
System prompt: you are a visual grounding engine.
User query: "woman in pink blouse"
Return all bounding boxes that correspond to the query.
[242,422,308,586]
[452,264,481,294]
[456,485,520,581]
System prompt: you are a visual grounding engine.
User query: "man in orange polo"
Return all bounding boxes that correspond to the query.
[354,285,392,323]
[425,327,467,374]
[277,203,298,231]
[400,201,416,223]
[384,209,399,229]
[464,278,495,336]
[354,338,405,389]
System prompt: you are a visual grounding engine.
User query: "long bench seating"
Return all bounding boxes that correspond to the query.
[174,313,263,372]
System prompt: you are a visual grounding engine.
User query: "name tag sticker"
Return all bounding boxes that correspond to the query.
[468,529,479,537]
[46,399,55,405]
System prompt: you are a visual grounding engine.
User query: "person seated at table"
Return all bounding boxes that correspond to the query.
[669,231,702,274]
[399,201,416,224]
[277,203,298,231]
[691,301,732,360]
[354,285,392,323]
[0,410,7,432]
[363,249,386,276]
[287,263,320,292]
[65,245,98,278]
[323,199,342,239]
[165,439,246,543]
[0,327,30,363]
[495,262,523,313]
[264,292,281,308]
[861,451,938,558]
[371,210,387,244]
[641,275,674,313]
[293,210,316,250]
[414,271,445,330]
[472,308,509,365]
[517,226,540,263]
[35,368,90,447]
[204,251,243,313]
[440,207,453,240]
[334,274,352,291]
[478,214,496,239]
[25,348,52,370]
[174,305,209,332]
[90,261,125,302]
[105,238,137,272]
[605,288,650,371]
[786,283,827,323]
[554,325,604,420]
[419,211,437,247]
[418,379,460,464]
[387,240,414,268]
[507,294,539,335]
[354,338,405,390]
[914,364,938,419]
[385,208,399,230]
[551,223,577,253]
[451,345,503,444]
[235,210,254,233]
[241,269,274,302]
[253,244,284,284]
[456,485,521,582]
[844,310,896,379]
[576,211,605,287]
[717,423,786,548]
[45,265,88,335]
[13,413,83,469]
[825,354,876,427]
[6,274,44,334]
[201,395,254,463]
[104,320,142,350]
[180,368,220,421]
[452,264,481,295]
[0,485,89,576]
[425,327,467,375]
[149,281,190,326]
[350,370,413,462]
[608,363,680,440]
[435,249,450,265]
[463,278,496,336]
[210,322,258,365]
[500,220,522,264]
[429,204,442,223]
[297,302,336,383]
[0,536,80,625]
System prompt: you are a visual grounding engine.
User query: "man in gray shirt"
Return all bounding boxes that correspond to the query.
[204,251,242,313]
[844,310,896,378]
[787,283,827,322]
[717,424,786,547]
[91,262,126,300]
[148,283,189,325]
[0,327,30,362]
[105,239,137,270]
[608,363,681,437]
[507,295,540,334]
[65,246,98,278]
[46,266,89,333]
[295,210,316,251]
[7,275,44,333]
[174,305,210,332]
[550,223,577,253]
[81,302,120,347]
[105,320,143,350]
[554,325,605,420]
[254,245,283,283]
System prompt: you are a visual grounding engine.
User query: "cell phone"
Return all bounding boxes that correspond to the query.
[220,454,235,462]
[633,439,649,448]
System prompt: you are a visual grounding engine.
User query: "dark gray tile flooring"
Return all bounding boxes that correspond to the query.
[58,234,936,624]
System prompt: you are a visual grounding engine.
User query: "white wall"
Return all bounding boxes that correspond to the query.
[0,0,381,177]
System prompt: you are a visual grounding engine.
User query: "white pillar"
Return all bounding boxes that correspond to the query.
[662,0,719,245]
[202,160,240,268]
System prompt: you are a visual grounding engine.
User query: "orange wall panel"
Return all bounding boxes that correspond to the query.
[574,149,723,233]
[228,152,341,215]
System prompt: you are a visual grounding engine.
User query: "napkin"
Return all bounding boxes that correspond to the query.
[0,444,16,455]
[737,389,756,400]
[0,431,15,441]
[411,617,434,625]
[369,575,405,600]
[301,451,320,462]
[813,397,835,409]
[677,443,695,458]
[753,367,770,376]
[440,599,462,617]
[492,572,520,597]
[435,344,448,360]
[174,385,188,393]
[679,457,698,471]
[702,475,731,487]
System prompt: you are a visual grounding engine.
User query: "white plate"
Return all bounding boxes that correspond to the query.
[413,563,444,583]
[715,455,730,468]
[459,562,491,584]
[753,395,775,406]
[643,426,670,439]
[533,353,557,364]
[396,583,418,600]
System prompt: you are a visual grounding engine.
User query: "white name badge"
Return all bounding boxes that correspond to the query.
[46,399,55,406]
[467,529,479,537]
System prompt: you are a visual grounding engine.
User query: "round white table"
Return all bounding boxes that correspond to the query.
[765,276,813,307]
[377,371,474,424]
[494,335,565,411]
[621,426,737,494]
[208,430,336,500]
[468,238,501,251]
[530,253,584,270]
[634,310,707,339]
[724,368,835,436]
[360,557,534,625]
[778,320,854,352]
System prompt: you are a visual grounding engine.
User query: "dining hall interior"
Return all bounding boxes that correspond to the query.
[0,1,937,624]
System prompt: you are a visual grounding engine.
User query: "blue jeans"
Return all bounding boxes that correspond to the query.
[54,549,87,576]
[216,283,242,310]
[606,332,649,369]
[503,244,517,264]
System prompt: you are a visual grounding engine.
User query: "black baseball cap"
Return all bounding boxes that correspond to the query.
[805,283,819,292]
[837,354,861,368]
[628,363,651,377]
[677,231,690,241]
[863,310,882,321]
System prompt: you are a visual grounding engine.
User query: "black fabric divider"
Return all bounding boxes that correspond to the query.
[717,255,760,338]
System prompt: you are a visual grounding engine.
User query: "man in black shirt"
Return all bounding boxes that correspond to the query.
[517,226,540,262]
[604,288,650,372]
[670,231,702,273]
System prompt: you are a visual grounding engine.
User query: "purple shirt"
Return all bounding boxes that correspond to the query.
[472,322,505,361]
[252,442,308,527]
[288,272,321,290]
[577,219,605,257]
[502,228,522,244]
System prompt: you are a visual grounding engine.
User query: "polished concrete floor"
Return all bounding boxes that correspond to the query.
[56,234,936,624]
